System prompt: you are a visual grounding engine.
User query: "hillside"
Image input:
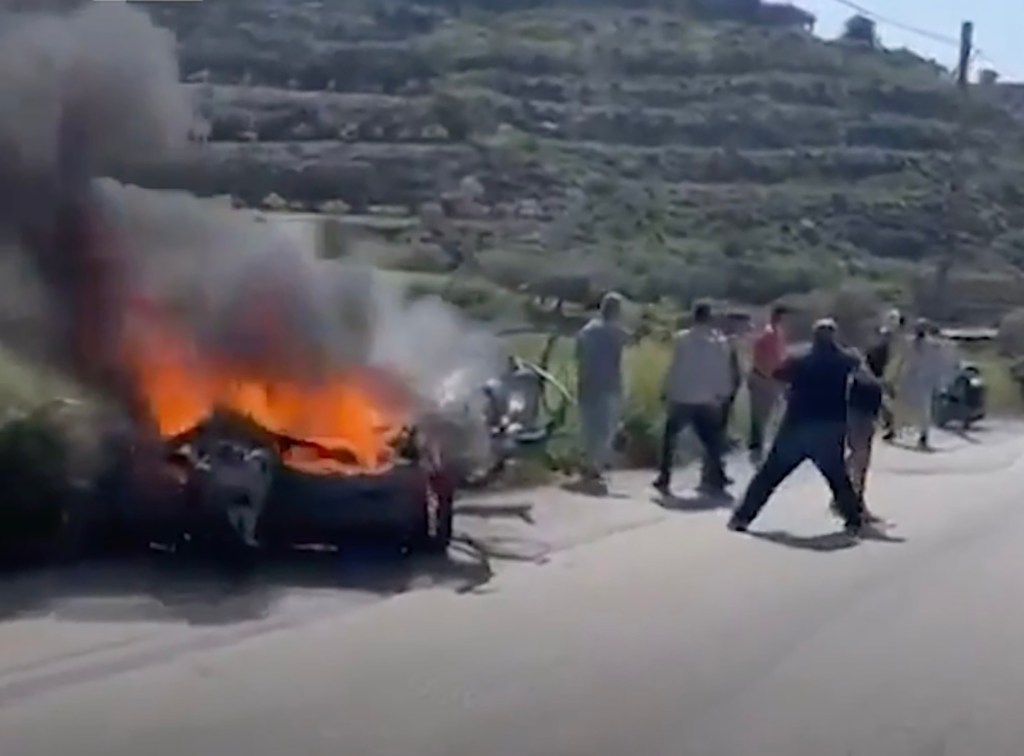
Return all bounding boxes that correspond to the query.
[126,0,1024,320]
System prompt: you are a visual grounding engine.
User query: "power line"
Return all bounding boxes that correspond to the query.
[824,0,1023,81]
[825,0,962,48]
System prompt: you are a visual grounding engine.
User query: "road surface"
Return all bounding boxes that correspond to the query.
[2,422,1024,756]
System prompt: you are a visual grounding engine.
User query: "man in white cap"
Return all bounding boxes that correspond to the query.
[729,318,878,536]
[575,291,629,488]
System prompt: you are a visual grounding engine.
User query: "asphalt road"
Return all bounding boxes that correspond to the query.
[2,422,1024,756]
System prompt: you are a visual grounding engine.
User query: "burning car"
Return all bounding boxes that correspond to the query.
[101,412,456,559]
[95,299,461,558]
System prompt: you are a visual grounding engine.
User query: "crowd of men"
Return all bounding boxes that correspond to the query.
[574,293,962,536]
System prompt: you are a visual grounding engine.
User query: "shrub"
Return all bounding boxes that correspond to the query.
[431,92,474,142]
[0,401,92,557]
[998,308,1024,356]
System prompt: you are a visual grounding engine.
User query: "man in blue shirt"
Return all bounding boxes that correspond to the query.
[843,355,886,524]
[729,319,877,536]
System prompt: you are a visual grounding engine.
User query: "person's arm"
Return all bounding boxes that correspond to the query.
[846,349,878,384]
[728,343,742,397]
[772,356,795,383]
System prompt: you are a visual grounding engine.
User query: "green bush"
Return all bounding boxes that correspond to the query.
[0,405,79,555]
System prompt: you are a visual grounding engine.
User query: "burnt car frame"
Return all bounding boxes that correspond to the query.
[98,416,458,560]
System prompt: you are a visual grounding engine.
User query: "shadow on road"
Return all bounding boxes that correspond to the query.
[455,501,535,524]
[559,479,631,500]
[749,530,859,552]
[0,504,552,626]
[654,491,734,512]
[944,426,983,445]
[750,525,906,552]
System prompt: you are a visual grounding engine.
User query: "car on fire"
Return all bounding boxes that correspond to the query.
[0,342,571,567]
[90,413,457,560]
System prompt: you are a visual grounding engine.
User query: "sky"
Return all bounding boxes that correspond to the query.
[796,0,1024,82]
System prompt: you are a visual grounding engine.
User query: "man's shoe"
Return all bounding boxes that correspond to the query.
[882,429,896,442]
[727,517,748,533]
[698,482,730,500]
[653,477,671,496]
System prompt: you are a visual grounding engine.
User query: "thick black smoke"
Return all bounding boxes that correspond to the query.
[0,3,499,432]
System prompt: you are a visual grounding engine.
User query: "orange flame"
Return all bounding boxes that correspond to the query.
[122,302,410,475]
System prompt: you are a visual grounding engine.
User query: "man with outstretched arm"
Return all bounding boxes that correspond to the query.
[728,319,879,536]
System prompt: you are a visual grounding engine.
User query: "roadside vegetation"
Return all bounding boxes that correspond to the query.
[129,0,1024,319]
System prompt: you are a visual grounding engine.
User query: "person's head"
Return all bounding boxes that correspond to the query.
[770,304,790,328]
[811,317,838,350]
[692,301,713,326]
[885,308,904,333]
[599,291,623,323]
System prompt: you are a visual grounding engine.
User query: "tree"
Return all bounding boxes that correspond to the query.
[431,92,472,142]
[841,14,878,49]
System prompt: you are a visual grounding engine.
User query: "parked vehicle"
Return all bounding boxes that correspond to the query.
[934,362,986,429]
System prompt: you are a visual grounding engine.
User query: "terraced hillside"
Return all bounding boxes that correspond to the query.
[131,0,1024,316]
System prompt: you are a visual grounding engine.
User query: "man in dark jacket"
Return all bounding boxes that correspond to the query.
[728,319,879,536]
[840,368,886,524]
[864,325,899,441]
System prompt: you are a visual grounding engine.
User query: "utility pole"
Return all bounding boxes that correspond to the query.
[934,21,973,321]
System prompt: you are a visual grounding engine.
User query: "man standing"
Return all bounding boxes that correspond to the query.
[841,364,886,524]
[720,312,748,446]
[864,324,899,441]
[747,304,790,462]
[729,319,874,536]
[898,319,946,451]
[575,292,628,487]
[699,313,745,489]
[653,302,732,497]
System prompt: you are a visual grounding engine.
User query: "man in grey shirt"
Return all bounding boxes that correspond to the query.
[575,292,628,487]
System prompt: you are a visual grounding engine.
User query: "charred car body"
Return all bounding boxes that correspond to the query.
[102,414,458,558]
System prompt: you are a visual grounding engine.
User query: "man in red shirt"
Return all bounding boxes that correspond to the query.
[747,305,789,462]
